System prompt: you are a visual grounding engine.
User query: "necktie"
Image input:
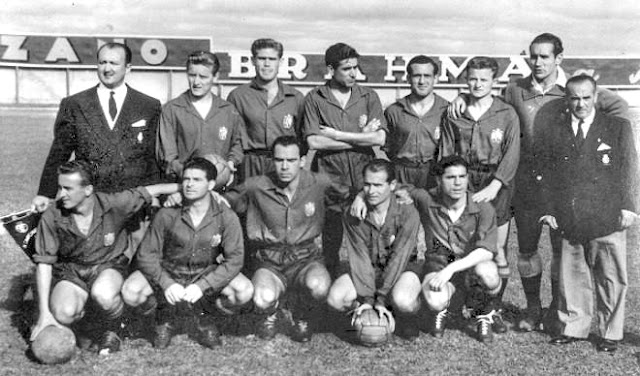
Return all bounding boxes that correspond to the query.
[109,91,117,121]
[575,119,584,148]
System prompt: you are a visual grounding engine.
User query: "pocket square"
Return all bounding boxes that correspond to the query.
[131,120,147,128]
[596,143,611,151]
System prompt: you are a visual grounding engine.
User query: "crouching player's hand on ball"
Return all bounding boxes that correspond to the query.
[350,303,373,326]
[30,311,63,341]
[374,304,396,333]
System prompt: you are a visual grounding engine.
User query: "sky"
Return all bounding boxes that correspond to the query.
[2,0,640,57]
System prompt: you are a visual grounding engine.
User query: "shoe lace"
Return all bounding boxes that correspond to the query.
[435,309,448,329]
[476,311,495,335]
[263,312,278,329]
[296,319,309,332]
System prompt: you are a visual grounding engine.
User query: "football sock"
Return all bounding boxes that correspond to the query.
[521,274,542,310]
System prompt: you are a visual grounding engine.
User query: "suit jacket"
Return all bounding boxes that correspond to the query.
[38,85,162,197]
[504,76,629,210]
[537,100,638,242]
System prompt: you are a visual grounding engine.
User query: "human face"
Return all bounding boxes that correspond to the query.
[182,168,214,202]
[529,42,563,85]
[329,58,358,89]
[466,68,496,100]
[56,173,92,210]
[273,144,304,185]
[438,165,468,202]
[252,48,281,83]
[363,170,396,209]
[408,63,436,98]
[566,80,597,120]
[97,46,130,89]
[187,64,216,99]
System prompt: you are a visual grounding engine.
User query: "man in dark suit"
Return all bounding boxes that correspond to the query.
[538,74,638,353]
[32,42,162,211]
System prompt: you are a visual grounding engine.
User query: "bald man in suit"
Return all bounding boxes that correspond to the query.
[33,42,162,209]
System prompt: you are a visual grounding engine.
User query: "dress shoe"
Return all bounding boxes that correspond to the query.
[597,339,618,353]
[549,335,576,345]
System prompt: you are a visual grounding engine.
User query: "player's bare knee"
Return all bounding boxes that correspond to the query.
[91,285,121,310]
[233,282,254,305]
[424,292,449,312]
[305,275,331,300]
[51,303,80,325]
[474,261,500,290]
[326,288,354,311]
[253,287,278,311]
[392,292,419,314]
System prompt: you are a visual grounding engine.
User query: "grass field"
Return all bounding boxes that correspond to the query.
[1,108,639,375]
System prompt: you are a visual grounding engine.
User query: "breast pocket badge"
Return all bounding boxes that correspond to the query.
[304,202,316,217]
[104,233,115,246]
[282,114,293,129]
[490,128,504,145]
[358,114,368,128]
[210,234,222,247]
[219,126,228,141]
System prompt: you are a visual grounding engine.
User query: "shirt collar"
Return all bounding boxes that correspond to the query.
[428,189,481,215]
[530,66,568,94]
[571,109,596,134]
[249,79,297,96]
[98,82,128,97]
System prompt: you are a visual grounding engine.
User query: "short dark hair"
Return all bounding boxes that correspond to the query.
[251,38,284,58]
[467,56,500,79]
[57,160,97,187]
[97,42,132,65]
[530,33,564,56]
[566,74,597,93]
[183,157,218,181]
[271,135,306,156]
[406,55,439,76]
[363,159,395,182]
[325,43,359,69]
[433,155,468,176]
[186,51,220,75]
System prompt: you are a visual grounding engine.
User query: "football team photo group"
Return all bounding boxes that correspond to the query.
[2,26,639,374]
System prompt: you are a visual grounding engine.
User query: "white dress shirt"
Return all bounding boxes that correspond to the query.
[97,83,128,130]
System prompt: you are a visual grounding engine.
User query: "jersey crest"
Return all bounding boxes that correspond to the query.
[282,114,294,129]
[490,128,504,145]
[219,126,228,140]
[304,202,316,217]
[358,114,368,128]
[434,126,441,141]
[210,234,222,247]
[104,233,115,246]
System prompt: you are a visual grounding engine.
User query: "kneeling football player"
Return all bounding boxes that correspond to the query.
[124,158,253,349]
[328,159,424,341]
[225,136,347,342]
[404,156,502,343]
[30,160,180,353]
